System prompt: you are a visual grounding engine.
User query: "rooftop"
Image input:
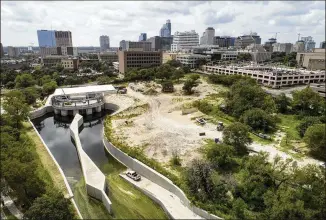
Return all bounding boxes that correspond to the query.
[53,85,116,96]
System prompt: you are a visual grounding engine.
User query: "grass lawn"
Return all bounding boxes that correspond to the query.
[73,178,113,219]
[249,133,274,145]
[277,114,309,157]
[23,122,68,196]
[101,153,168,219]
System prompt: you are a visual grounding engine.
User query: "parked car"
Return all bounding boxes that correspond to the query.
[126,171,141,181]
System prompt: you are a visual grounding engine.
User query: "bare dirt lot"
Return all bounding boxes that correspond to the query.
[105,79,323,168]
[108,79,227,166]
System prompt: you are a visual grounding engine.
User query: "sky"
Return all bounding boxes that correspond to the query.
[1,1,325,47]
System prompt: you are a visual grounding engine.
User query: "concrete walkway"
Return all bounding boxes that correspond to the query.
[120,174,202,219]
[1,193,23,219]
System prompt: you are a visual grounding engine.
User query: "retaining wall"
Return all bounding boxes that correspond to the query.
[70,114,112,214]
[29,106,53,120]
[28,119,83,219]
[102,136,221,220]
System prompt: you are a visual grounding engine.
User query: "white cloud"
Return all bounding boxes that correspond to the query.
[0,1,325,47]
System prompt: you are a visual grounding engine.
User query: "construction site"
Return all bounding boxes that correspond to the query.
[106,77,323,168]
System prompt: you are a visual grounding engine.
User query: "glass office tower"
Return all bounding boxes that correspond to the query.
[37,30,56,47]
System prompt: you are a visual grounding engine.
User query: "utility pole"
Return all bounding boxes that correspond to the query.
[275,32,280,40]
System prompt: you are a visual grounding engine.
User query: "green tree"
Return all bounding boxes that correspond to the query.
[156,64,173,81]
[40,75,52,86]
[182,79,199,94]
[24,192,74,220]
[205,143,237,171]
[223,122,252,154]
[237,53,252,61]
[172,69,184,82]
[15,73,36,88]
[304,124,326,159]
[240,108,277,132]
[275,93,291,113]
[195,58,208,67]
[292,87,325,116]
[2,90,30,129]
[262,95,277,114]
[296,116,321,137]
[226,79,267,118]
[23,87,40,105]
[96,76,112,85]
[166,59,182,67]
[42,80,58,96]
[5,81,15,89]
[182,66,191,73]
[185,160,227,202]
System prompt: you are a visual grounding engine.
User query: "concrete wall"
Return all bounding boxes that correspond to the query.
[28,119,83,219]
[70,114,112,214]
[102,136,221,220]
[29,106,53,120]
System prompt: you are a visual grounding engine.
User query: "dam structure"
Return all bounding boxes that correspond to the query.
[51,85,116,116]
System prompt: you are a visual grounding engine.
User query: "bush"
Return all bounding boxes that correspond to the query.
[170,150,182,166]
[240,108,277,133]
[304,124,326,159]
[208,74,246,86]
[296,116,321,137]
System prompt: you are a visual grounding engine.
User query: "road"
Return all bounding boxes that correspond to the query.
[262,85,307,98]
[120,174,202,219]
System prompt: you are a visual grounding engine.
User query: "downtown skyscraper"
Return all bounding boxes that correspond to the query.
[159,20,171,37]
[100,35,110,52]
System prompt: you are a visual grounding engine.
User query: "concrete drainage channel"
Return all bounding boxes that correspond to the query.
[69,114,112,214]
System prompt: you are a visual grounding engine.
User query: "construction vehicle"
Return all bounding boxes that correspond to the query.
[196,118,206,125]
[217,122,224,131]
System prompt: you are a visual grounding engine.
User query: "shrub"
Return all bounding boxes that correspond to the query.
[240,108,277,133]
[296,116,321,137]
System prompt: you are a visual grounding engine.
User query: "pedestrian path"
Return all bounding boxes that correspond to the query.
[1,193,23,219]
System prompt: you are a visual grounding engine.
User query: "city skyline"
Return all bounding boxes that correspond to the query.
[1,1,325,47]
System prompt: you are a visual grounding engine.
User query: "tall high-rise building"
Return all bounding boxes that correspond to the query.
[139,33,147,42]
[37,30,56,47]
[100,35,110,52]
[320,41,326,49]
[234,32,261,49]
[293,40,305,53]
[213,36,235,48]
[0,43,4,58]
[125,41,152,51]
[171,30,199,52]
[37,30,72,47]
[263,38,277,52]
[7,46,20,57]
[301,36,316,52]
[160,20,171,37]
[147,36,173,51]
[200,27,215,45]
[272,43,293,54]
[55,31,72,47]
[119,40,127,51]
[166,20,171,36]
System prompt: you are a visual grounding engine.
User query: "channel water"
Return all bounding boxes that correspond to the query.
[31,110,113,188]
